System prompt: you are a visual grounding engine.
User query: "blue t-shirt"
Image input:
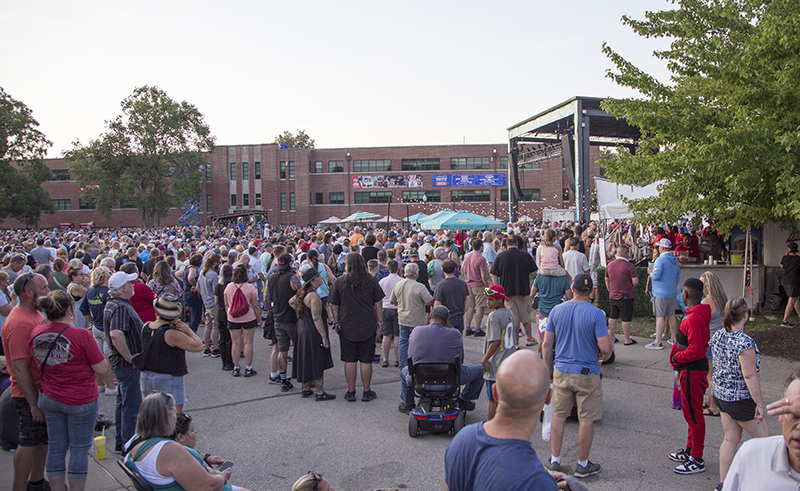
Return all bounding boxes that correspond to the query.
[533,274,571,316]
[546,300,607,375]
[445,422,558,491]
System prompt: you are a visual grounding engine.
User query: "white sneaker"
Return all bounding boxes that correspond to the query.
[105,387,118,396]
[650,333,657,338]
[98,385,106,393]
[645,342,665,350]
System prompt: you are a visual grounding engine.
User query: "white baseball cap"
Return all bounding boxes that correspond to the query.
[109,272,138,290]
[656,238,672,249]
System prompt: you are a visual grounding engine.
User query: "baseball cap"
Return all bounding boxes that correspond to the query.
[108,272,138,290]
[276,253,293,270]
[572,273,593,292]
[656,238,672,249]
[484,284,509,301]
[425,236,435,243]
[409,248,419,257]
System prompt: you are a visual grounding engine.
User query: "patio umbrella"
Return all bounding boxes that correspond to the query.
[370,215,402,223]
[420,210,504,231]
[404,212,429,223]
[417,209,454,224]
[340,211,382,223]
[317,216,341,225]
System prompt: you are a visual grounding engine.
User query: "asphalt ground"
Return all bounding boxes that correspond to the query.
[1,324,796,491]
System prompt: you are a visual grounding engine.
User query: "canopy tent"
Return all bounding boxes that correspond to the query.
[340,211,382,223]
[368,215,402,223]
[518,215,534,222]
[595,177,663,221]
[317,216,341,225]
[420,210,504,231]
[404,212,428,223]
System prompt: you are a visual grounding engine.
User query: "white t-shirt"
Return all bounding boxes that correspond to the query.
[563,250,590,278]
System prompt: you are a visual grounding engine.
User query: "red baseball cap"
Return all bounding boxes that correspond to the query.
[485,284,509,301]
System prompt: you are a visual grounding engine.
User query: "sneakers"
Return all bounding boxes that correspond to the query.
[104,387,117,396]
[525,338,537,346]
[244,368,257,377]
[669,448,691,462]
[398,402,415,414]
[344,391,357,402]
[26,480,51,491]
[674,456,705,474]
[545,459,561,472]
[222,364,235,371]
[232,367,241,377]
[361,390,377,402]
[203,348,211,357]
[781,321,795,328]
[301,390,313,398]
[315,392,336,401]
[645,342,665,350]
[210,349,221,358]
[650,333,669,339]
[115,443,124,454]
[281,379,294,392]
[574,460,601,478]
[269,375,281,384]
[473,329,486,337]
[98,384,106,393]
[465,328,474,336]
[458,398,476,411]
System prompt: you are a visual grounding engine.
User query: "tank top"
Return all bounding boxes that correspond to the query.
[140,323,188,377]
[126,439,177,488]
[316,263,329,299]
[709,306,724,337]
[539,245,560,270]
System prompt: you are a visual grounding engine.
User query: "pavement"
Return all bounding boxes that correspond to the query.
[1,325,797,491]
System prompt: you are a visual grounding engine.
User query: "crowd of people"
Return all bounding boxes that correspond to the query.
[0,217,798,491]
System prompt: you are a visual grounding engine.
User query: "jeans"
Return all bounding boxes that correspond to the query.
[398,325,414,370]
[186,296,204,333]
[400,363,485,406]
[140,371,186,406]
[38,393,98,478]
[217,308,233,367]
[114,365,142,448]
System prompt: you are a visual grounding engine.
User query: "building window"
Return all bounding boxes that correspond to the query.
[52,199,71,210]
[451,189,490,202]
[288,161,295,179]
[353,159,391,172]
[119,200,135,209]
[401,159,440,171]
[354,191,392,204]
[315,192,324,204]
[498,157,508,170]
[206,194,212,213]
[313,161,323,173]
[242,162,249,181]
[330,192,344,204]
[450,157,490,170]
[243,194,249,206]
[254,162,261,180]
[79,198,96,210]
[230,194,237,207]
[255,193,261,206]
[51,169,70,181]
[229,162,236,180]
[501,188,540,202]
[280,161,286,179]
[281,193,287,211]
[289,193,296,211]
[204,164,212,181]
[563,188,570,201]
[402,190,440,202]
[329,160,344,173]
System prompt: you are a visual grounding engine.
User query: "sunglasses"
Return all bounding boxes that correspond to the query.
[21,271,35,292]
[484,287,503,297]
[178,412,192,427]
[308,471,323,491]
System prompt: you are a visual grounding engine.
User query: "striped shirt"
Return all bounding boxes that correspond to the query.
[103,297,143,371]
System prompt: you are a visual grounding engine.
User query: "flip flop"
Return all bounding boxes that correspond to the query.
[703,408,720,417]
[624,339,637,345]
[381,361,389,368]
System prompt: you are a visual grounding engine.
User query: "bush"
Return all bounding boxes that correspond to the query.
[595,266,654,318]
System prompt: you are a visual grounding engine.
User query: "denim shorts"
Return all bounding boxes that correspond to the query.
[140,371,187,405]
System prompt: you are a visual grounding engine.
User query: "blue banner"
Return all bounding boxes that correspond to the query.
[431,173,507,187]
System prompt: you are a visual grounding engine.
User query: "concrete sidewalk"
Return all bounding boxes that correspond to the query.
[1,330,797,491]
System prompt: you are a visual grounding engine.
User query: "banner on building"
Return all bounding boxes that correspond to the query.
[431,173,507,187]
[351,175,423,189]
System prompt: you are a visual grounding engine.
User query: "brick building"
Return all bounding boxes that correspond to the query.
[5,142,601,229]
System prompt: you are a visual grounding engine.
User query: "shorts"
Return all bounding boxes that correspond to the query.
[203,308,218,332]
[609,298,634,322]
[93,327,111,355]
[227,319,257,331]
[468,287,488,309]
[505,295,531,325]
[340,334,376,363]
[713,396,758,422]
[539,267,567,277]
[485,380,496,401]
[783,280,800,298]
[275,321,297,353]
[552,370,603,423]
[654,296,678,317]
[13,397,48,447]
[536,314,549,341]
[381,309,399,337]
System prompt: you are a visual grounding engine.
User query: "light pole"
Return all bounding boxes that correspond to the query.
[422,193,427,215]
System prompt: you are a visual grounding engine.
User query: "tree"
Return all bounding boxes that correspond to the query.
[0,87,54,226]
[273,129,315,149]
[601,0,800,232]
[66,86,216,227]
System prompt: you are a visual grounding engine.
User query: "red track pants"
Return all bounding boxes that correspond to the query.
[678,369,709,459]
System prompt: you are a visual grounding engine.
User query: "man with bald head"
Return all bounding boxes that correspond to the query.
[444,350,560,491]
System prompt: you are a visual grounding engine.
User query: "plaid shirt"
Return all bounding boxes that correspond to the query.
[103,297,144,371]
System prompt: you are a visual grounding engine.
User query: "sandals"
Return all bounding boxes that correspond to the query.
[381,361,389,368]
[394,361,399,367]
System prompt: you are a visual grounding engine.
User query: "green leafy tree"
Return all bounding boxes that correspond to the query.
[601,0,800,232]
[273,129,315,149]
[0,87,54,226]
[66,86,215,227]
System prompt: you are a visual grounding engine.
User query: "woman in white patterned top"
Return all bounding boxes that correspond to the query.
[709,296,769,490]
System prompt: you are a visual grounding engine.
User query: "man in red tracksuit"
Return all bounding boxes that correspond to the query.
[668,277,710,475]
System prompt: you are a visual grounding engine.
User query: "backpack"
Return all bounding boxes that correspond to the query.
[427,259,435,278]
[228,285,249,318]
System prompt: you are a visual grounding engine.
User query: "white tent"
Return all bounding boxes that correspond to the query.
[369,215,402,223]
[317,216,341,225]
[595,177,663,221]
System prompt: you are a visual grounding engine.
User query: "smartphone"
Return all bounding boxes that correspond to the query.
[218,461,234,472]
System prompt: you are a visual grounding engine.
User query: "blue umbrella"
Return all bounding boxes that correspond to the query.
[420,210,504,231]
[417,209,454,224]
[404,212,429,223]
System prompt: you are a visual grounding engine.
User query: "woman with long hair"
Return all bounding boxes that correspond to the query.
[32,290,111,491]
[182,253,204,333]
[66,268,89,328]
[780,242,800,327]
[289,264,335,400]
[147,260,182,299]
[709,296,769,491]
[215,264,234,370]
[224,265,260,377]
[700,271,728,416]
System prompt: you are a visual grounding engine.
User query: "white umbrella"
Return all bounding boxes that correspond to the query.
[317,216,341,225]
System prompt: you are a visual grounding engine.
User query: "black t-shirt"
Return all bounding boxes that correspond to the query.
[433,277,469,317]
[413,259,431,292]
[490,247,537,297]
[361,246,380,262]
[782,254,800,283]
[329,275,385,342]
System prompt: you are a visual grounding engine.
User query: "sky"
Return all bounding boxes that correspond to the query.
[1,0,673,157]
